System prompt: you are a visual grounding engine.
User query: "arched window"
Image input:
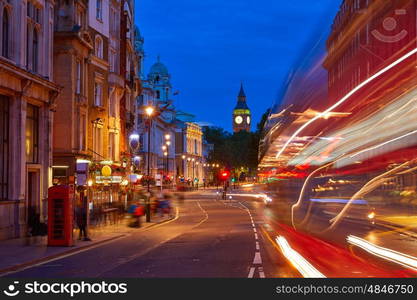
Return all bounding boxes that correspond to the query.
[32,29,38,72]
[95,35,103,59]
[2,8,9,58]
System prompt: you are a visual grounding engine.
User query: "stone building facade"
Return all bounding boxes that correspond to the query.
[0,0,60,239]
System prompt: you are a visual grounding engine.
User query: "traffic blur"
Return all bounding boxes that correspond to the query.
[258,0,417,277]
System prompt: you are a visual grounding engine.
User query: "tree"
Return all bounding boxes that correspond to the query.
[203,109,270,179]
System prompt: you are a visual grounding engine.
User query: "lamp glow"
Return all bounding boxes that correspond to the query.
[145,106,154,116]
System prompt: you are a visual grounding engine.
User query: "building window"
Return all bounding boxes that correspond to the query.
[92,125,103,160]
[79,113,86,151]
[32,29,38,73]
[76,59,81,94]
[109,49,116,72]
[27,2,32,17]
[96,0,102,21]
[95,35,103,58]
[75,7,85,29]
[2,8,10,58]
[156,90,160,99]
[109,92,117,117]
[26,24,30,69]
[110,8,117,34]
[25,104,39,164]
[0,96,9,201]
[94,82,103,107]
[34,7,41,23]
[109,132,118,161]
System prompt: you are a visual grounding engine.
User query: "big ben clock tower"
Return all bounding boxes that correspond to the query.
[232,83,251,133]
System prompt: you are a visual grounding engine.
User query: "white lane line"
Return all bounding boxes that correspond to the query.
[253,252,262,264]
[239,200,266,277]
[247,267,255,278]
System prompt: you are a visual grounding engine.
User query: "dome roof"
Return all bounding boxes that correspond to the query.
[149,57,169,76]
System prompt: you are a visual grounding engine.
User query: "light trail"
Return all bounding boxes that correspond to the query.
[275,47,417,160]
[347,235,417,272]
[349,129,417,158]
[275,236,326,278]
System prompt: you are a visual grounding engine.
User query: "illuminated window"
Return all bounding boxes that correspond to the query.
[25,104,39,163]
[94,82,103,107]
[95,35,103,58]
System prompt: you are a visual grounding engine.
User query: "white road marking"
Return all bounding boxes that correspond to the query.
[253,252,262,264]
[247,267,255,278]
[239,201,266,278]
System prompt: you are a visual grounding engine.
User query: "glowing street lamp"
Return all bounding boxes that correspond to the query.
[144,105,155,222]
[129,133,140,151]
[145,106,154,117]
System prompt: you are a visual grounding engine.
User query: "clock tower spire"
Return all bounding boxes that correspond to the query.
[232,83,251,133]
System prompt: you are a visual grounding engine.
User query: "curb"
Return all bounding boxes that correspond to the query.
[0,234,126,276]
[0,216,176,276]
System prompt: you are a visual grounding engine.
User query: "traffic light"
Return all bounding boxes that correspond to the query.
[220,170,231,181]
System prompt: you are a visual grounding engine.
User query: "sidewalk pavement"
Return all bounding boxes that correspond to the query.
[0,213,175,275]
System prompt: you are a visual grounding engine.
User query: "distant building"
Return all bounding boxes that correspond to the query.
[232,83,251,133]
[136,57,176,180]
[175,121,205,183]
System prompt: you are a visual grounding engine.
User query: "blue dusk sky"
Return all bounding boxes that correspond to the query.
[135,0,341,132]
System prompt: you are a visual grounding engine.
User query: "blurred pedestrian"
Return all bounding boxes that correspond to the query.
[133,202,144,227]
[75,204,91,241]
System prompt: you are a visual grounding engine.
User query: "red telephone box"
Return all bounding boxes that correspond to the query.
[47,185,74,246]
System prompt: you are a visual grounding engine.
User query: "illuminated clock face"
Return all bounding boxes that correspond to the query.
[235,116,243,124]
[247,116,251,124]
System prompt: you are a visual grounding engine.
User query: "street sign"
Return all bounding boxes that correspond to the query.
[155,174,162,187]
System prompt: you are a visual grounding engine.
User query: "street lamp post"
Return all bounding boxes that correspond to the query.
[164,134,171,181]
[145,106,154,222]
[187,157,191,185]
[162,145,167,175]
[192,158,195,188]
[181,155,186,177]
